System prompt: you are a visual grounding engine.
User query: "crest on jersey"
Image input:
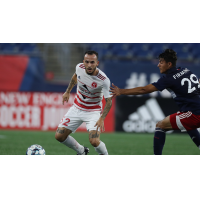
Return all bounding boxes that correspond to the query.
[91,82,97,88]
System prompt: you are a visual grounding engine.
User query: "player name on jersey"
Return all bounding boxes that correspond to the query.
[173,68,189,79]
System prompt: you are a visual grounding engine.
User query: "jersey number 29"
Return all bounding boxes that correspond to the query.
[181,74,200,93]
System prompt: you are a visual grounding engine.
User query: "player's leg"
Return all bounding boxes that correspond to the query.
[84,111,108,155]
[55,106,88,155]
[170,111,200,149]
[154,116,173,155]
[89,130,108,155]
[187,129,200,148]
[55,127,71,142]
[55,127,86,155]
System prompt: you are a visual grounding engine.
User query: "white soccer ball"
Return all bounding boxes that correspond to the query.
[26,144,45,155]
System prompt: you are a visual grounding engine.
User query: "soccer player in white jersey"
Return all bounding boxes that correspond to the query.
[55,51,112,155]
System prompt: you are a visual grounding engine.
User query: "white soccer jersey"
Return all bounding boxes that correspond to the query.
[73,63,112,112]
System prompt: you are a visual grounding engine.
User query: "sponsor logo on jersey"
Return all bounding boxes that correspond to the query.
[91,82,97,88]
[79,86,97,96]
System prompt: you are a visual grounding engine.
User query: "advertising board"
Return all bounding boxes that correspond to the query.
[115,96,180,133]
[0,92,115,132]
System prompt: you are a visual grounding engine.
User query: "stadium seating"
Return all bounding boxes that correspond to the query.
[1,43,200,61]
[0,43,40,55]
[83,43,200,61]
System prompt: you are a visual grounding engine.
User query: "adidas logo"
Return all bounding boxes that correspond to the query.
[123,98,167,133]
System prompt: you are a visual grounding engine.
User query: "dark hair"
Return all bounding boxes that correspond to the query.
[84,50,98,59]
[159,49,177,67]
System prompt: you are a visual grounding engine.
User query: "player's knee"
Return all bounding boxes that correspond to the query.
[156,121,160,128]
[155,122,168,133]
[55,132,63,142]
[89,138,100,147]
[156,121,164,129]
[55,133,68,142]
[55,128,67,142]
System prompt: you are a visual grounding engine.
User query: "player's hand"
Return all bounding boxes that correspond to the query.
[94,117,105,133]
[62,92,70,105]
[110,83,121,97]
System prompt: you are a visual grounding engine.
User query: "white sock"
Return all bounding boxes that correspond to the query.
[61,135,84,154]
[94,141,108,155]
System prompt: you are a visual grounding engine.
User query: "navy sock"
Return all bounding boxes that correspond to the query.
[187,129,200,148]
[154,128,166,155]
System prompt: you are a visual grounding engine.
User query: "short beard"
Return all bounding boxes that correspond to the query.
[86,72,93,75]
[86,67,96,75]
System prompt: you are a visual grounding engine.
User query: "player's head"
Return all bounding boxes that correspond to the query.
[158,49,177,74]
[83,50,99,75]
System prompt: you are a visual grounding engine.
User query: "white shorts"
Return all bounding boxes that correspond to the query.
[58,105,101,133]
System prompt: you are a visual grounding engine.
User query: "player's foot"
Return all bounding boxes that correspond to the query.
[83,147,89,155]
[77,147,89,155]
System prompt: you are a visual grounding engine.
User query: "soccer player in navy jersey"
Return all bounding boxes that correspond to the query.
[110,49,200,155]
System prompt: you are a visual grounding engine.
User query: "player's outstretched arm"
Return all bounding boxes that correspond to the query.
[62,73,77,105]
[110,83,158,96]
[94,97,112,133]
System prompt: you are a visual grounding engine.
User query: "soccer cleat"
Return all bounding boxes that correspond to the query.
[77,147,89,155]
[84,147,89,155]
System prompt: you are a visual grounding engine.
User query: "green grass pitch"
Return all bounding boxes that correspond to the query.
[0,130,199,155]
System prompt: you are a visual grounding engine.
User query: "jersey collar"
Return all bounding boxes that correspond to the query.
[166,67,178,74]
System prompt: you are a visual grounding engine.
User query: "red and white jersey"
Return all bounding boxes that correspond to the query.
[73,63,112,112]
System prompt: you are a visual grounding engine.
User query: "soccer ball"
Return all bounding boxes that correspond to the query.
[26,144,45,155]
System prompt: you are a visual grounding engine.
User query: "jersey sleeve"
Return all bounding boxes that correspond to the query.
[103,78,112,98]
[75,63,80,74]
[152,76,172,91]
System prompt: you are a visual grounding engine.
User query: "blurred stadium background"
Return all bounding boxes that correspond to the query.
[1,43,200,155]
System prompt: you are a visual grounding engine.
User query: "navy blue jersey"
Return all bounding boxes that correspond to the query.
[152,67,200,115]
